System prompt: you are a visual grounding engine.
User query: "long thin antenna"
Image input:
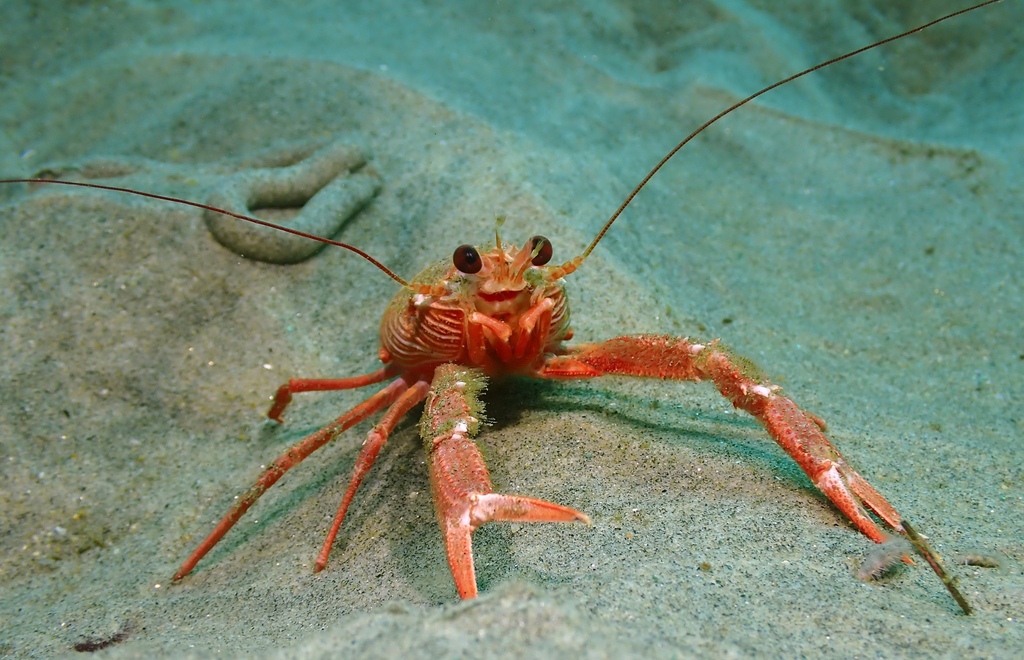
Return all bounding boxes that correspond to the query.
[0,178,410,287]
[577,0,1002,263]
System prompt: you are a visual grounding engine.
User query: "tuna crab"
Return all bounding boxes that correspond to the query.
[170,230,963,611]
[1,2,985,614]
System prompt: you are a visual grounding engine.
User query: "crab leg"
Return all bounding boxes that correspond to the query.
[422,364,590,599]
[173,375,409,581]
[267,365,400,422]
[314,375,431,571]
[541,335,901,541]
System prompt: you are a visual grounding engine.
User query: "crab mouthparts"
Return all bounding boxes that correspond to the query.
[478,289,522,303]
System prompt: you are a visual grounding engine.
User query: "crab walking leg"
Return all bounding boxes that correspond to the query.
[421,364,590,599]
[543,335,901,540]
[267,365,400,423]
[173,376,409,581]
[314,376,432,572]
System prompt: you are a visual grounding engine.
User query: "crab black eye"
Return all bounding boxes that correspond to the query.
[529,235,553,266]
[453,244,482,274]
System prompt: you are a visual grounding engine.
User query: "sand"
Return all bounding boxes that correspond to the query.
[1,1,1022,657]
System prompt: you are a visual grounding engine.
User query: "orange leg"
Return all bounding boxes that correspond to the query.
[541,334,902,541]
[173,375,408,581]
[314,376,431,572]
[422,364,589,599]
[267,365,400,422]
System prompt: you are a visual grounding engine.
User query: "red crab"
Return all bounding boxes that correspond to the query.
[174,227,920,602]
[2,2,990,614]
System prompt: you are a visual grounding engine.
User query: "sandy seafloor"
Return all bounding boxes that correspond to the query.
[1,1,1022,657]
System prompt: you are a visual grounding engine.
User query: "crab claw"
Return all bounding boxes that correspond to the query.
[422,364,589,599]
[758,396,903,541]
[437,490,589,599]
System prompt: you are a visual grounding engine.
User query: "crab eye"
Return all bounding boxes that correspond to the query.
[452,244,482,274]
[529,235,553,266]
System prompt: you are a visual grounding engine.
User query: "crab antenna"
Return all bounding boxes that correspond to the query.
[0,178,411,288]
[576,0,1001,264]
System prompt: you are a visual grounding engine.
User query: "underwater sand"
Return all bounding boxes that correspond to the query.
[1,1,1022,657]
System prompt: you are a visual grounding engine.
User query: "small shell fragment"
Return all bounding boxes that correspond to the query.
[855,538,913,582]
